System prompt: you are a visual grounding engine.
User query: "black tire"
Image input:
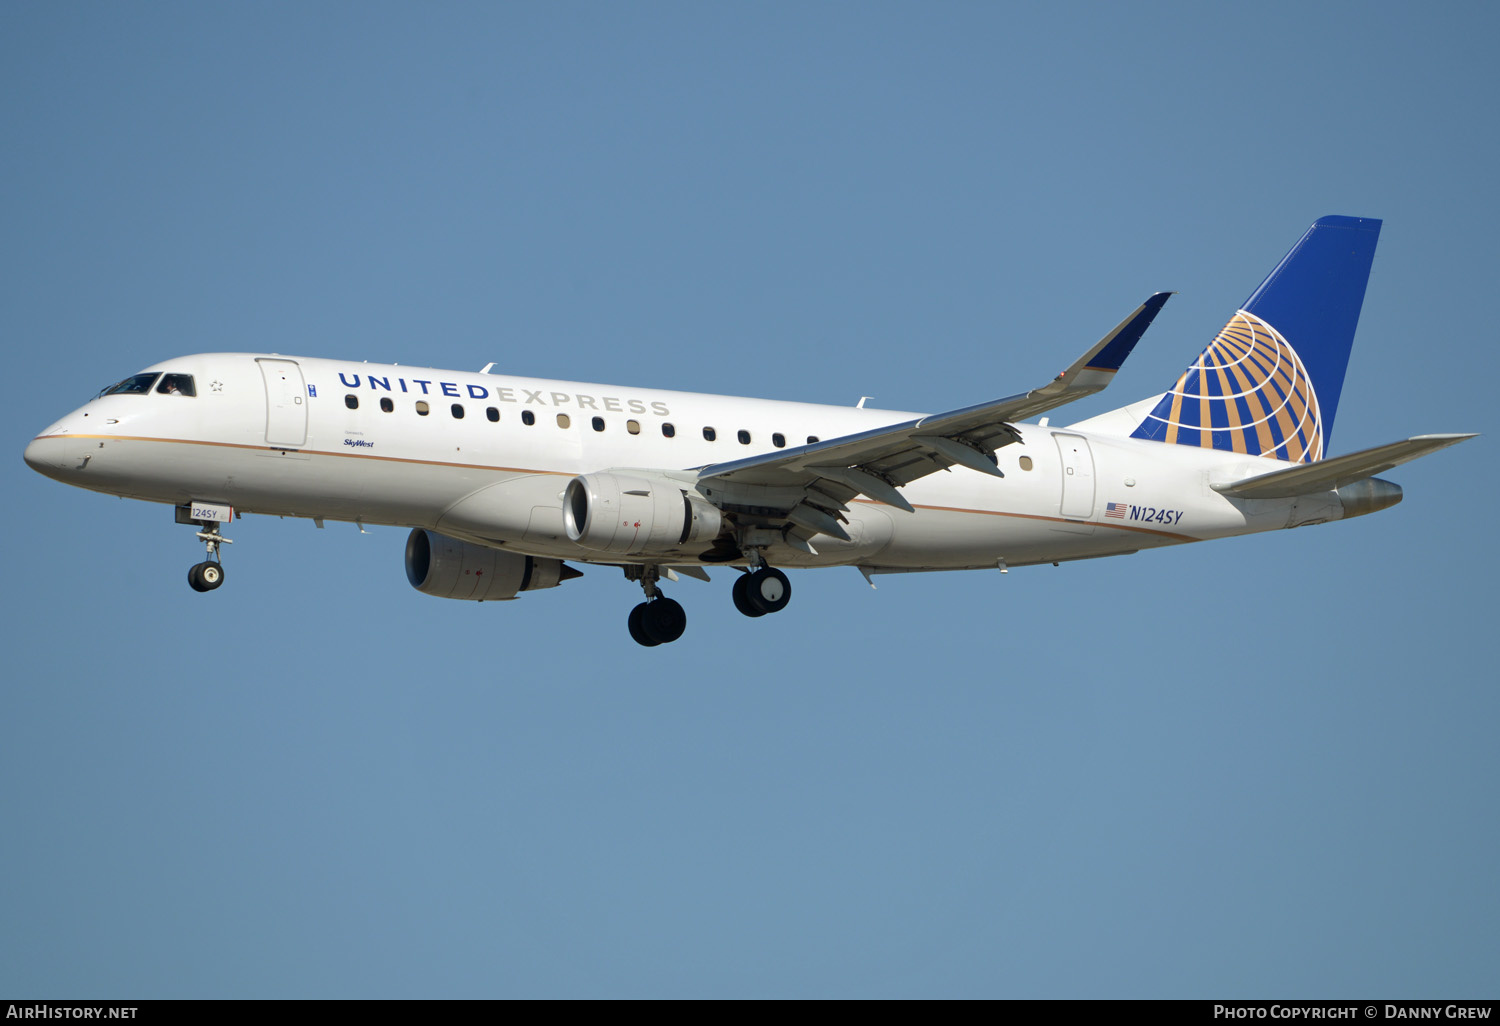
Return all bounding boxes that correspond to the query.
[643,597,686,644]
[628,603,661,647]
[747,567,791,614]
[732,573,767,617]
[198,562,224,590]
[188,564,209,592]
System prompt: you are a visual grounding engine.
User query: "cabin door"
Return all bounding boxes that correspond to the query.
[258,359,308,448]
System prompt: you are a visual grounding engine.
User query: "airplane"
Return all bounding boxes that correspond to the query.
[23,215,1475,646]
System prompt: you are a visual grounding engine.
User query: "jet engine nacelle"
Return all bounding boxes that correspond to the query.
[405,529,577,601]
[563,472,723,556]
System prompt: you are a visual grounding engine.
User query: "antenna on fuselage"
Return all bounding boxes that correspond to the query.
[480,362,495,374]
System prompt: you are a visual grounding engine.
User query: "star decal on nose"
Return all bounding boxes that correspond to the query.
[210,380,224,392]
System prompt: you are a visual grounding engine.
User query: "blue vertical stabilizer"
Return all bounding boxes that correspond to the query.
[1130,216,1381,463]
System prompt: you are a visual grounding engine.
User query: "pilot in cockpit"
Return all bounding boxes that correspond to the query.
[157,374,193,396]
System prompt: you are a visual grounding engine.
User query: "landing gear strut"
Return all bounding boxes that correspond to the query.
[187,520,232,593]
[624,566,686,647]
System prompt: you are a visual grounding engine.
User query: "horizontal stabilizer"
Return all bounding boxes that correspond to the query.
[1212,434,1476,498]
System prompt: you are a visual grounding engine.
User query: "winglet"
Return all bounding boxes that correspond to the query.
[1076,291,1174,376]
[1031,292,1173,404]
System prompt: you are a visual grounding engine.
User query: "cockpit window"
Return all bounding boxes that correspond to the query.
[157,374,196,396]
[98,373,160,397]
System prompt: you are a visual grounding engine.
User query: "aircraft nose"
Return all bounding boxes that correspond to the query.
[25,435,55,469]
[24,435,79,478]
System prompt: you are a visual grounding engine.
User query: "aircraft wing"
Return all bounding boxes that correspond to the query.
[1211,433,1477,499]
[694,293,1171,539]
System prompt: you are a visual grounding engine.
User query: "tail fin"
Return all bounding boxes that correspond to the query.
[1130,215,1381,463]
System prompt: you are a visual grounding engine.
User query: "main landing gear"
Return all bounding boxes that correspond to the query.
[732,566,791,617]
[623,561,793,646]
[186,520,232,593]
[624,566,686,647]
[628,597,687,647]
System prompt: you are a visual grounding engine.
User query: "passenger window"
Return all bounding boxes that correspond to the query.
[703,427,716,441]
[522,410,535,426]
[1018,456,1034,471]
[345,394,359,410]
[451,404,464,419]
[592,416,605,432]
[662,423,675,438]
[415,401,430,416]
[557,413,571,429]
[737,429,751,444]
[486,407,499,422]
[806,435,819,444]
[773,433,785,448]
[380,397,394,413]
[99,373,159,397]
[157,374,196,396]
[627,420,641,435]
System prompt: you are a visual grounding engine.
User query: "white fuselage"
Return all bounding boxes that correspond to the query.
[25,352,1345,573]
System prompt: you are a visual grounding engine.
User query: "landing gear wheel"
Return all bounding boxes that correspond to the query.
[643,597,686,644]
[745,567,791,615]
[628,598,687,647]
[732,573,767,617]
[188,561,225,592]
[628,603,661,647]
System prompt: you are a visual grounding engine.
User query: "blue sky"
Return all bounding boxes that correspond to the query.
[3,1,1496,998]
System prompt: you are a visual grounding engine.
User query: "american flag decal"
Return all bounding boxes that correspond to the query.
[1104,502,1128,519]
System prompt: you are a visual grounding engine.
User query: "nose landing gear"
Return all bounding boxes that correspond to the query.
[186,516,232,593]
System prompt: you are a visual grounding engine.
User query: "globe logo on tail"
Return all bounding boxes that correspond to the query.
[1141,310,1324,464]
